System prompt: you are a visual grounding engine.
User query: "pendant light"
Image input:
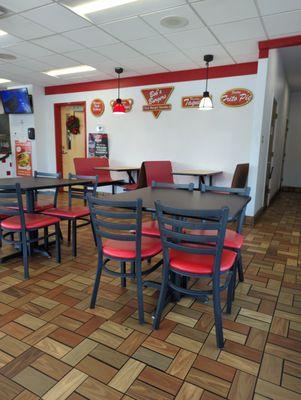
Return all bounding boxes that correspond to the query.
[199,54,214,110]
[113,67,125,114]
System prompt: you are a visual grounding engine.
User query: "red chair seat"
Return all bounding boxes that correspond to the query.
[43,206,90,219]
[187,229,243,249]
[170,247,236,274]
[9,202,54,212]
[1,214,60,230]
[123,183,138,191]
[103,237,162,259]
[141,220,160,237]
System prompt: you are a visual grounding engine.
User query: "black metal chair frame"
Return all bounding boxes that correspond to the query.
[153,201,236,348]
[201,184,250,284]
[0,183,61,279]
[33,170,61,209]
[152,181,194,191]
[88,196,162,324]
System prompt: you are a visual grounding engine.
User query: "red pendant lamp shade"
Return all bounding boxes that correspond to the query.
[113,67,125,114]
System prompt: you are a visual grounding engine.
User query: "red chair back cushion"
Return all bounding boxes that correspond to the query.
[74,157,112,183]
[144,161,174,186]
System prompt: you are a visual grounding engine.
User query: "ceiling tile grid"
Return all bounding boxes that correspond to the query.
[0,0,298,86]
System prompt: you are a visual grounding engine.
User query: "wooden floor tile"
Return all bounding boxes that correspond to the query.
[42,369,88,400]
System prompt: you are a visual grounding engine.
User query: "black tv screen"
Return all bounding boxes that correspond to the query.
[0,88,33,114]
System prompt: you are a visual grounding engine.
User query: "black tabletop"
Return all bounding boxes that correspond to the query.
[106,187,251,221]
[0,177,92,190]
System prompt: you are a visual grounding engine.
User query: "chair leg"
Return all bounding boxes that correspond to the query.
[136,260,145,324]
[213,281,224,348]
[152,263,169,330]
[0,228,2,248]
[67,220,71,243]
[55,223,61,263]
[44,227,49,250]
[226,271,235,314]
[121,261,126,287]
[232,260,237,301]
[90,251,103,308]
[237,250,244,282]
[59,227,63,241]
[130,261,135,280]
[21,232,29,280]
[71,219,77,257]
[91,222,97,246]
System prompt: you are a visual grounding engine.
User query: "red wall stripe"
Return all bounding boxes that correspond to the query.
[45,62,258,96]
[258,34,301,58]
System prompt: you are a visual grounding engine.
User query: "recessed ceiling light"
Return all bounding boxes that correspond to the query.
[71,0,138,15]
[0,29,8,36]
[0,53,17,60]
[0,78,11,84]
[160,16,189,29]
[44,65,96,77]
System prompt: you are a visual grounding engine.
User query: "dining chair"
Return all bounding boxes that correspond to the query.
[0,183,61,279]
[123,162,147,191]
[42,174,98,257]
[141,181,194,238]
[231,163,249,188]
[200,184,250,284]
[144,161,174,186]
[153,201,236,348]
[87,196,162,324]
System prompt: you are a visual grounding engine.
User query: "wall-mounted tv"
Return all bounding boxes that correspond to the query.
[0,88,33,114]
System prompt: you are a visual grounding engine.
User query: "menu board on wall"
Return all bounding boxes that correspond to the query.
[15,140,32,176]
[88,133,109,158]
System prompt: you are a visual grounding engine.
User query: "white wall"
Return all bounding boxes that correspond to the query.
[250,49,290,214]
[41,74,257,212]
[283,91,301,187]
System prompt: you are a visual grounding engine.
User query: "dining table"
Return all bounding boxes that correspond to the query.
[0,176,93,263]
[172,169,222,189]
[94,166,140,184]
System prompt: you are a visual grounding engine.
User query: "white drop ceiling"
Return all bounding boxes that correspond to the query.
[0,0,299,87]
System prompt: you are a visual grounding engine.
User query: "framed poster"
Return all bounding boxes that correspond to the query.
[88,133,109,158]
[220,88,253,107]
[141,87,174,118]
[15,140,32,176]
[90,99,105,117]
[110,98,134,113]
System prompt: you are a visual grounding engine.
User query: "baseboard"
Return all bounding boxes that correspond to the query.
[245,206,264,227]
[281,186,301,193]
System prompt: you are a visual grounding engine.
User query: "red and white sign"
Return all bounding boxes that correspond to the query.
[142,87,174,118]
[15,140,32,177]
[220,88,253,107]
[182,96,202,108]
[90,99,105,117]
[110,98,133,113]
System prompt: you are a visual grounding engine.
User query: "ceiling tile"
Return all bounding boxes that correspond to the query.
[101,17,157,41]
[66,48,111,64]
[23,3,91,33]
[263,10,301,37]
[191,0,258,25]
[39,54,80,68]
[210,18,266,43]
[256,0,301,16]
[0,34,23,47]
[165,27,218,49]
[32,34,84,53]
[0,0,53,12]
[167,62,199,71]
[127,36,178,55]
[141,5,204,34]
[182,44,234,65]
[233,54,258,63]
[0,15,54,39]
[150,50,191,65]
[6,42,54,58]
[7,58,53,72]
[64,0,186,25]
[94,42,141,60]
[121,55,161,70]
[223,39,259,57]
[63,26,119,47]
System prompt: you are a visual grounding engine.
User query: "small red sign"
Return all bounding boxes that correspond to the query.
[142,87,174,118]
[220,88,253,107]
[15,140,32,177]
[110,98,133,113]
[91,99,105,117]
[182,96,202,108]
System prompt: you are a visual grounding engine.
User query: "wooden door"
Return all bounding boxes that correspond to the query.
[264,99,278,208]
[60,105,86,179]
[280,118,289,187]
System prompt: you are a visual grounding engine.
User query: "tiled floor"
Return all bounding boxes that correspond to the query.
[0,192,301,400]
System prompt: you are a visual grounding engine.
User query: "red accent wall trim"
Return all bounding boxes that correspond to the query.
[45,62,258,95]
[259,34,301,58]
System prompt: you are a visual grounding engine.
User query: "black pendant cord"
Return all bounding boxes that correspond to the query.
[117,73,120,100]
[205,62,209,92]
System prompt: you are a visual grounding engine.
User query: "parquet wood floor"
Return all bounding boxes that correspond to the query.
[0,192,301,399]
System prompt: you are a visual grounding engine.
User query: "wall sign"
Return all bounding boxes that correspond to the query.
[88,133,109,158]
[220,88,253,107]
[15,140,32,177]
[142,87,174,118]
[90,99,105,117]
[182,96,202,108]
[110,98,133,113]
